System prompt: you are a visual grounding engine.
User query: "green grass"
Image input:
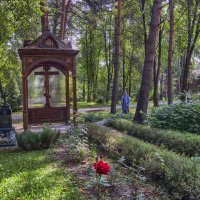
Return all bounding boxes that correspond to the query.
[0,149,85,200]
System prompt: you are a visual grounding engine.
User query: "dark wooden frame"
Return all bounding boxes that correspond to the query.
[18,31,79,130]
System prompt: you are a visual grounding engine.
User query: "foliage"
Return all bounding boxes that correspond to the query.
[16,127,60,150]
[104,113,133,126]
[148,103,200,134]
[59,125,92,163]
[0,0,42,110]
[87,123,200,199]
[106,118,200,156]
[0,149,85,200]
[40,126,60,149]
[84,113,105,122]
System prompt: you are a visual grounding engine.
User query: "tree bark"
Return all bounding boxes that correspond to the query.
[110,0,122,114]
[103,28,112,103]
[134,0,163,123]
[60,0,71,40]
[153,57,159,106]
[160,73,164,100]
[167,0,174,105]
[182,0,200,93]
[153,23,162,107]
[139,0,147,51]
[122,43,126,91]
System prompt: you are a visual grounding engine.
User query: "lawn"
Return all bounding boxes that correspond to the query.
[0,149,85,200]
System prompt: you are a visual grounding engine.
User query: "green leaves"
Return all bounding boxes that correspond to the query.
[148,103,200,134]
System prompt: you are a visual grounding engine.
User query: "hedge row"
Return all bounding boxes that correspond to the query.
[87,123,200,199]
[105,118,200,157]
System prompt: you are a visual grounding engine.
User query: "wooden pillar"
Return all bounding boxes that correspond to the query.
[72,58,78,122]
[22,58,28,130]
[66,67,70,124]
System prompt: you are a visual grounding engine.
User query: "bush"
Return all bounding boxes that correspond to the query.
[17,127,60,150]
[84,113,105,122]
[86,123,200,199]
[106,118,200,156]
[40,126,60,149]
[148,103,200,134]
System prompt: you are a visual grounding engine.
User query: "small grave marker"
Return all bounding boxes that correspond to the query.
[0,92,16,147]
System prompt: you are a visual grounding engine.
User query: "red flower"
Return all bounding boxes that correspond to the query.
[93,161,111,175]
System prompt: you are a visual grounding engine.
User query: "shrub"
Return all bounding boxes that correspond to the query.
[40,126,60,149]
[148,103,200,134]
[86,123,200,199]
[106,118,200,156]
[84,113,105,122]
[16,130,41,150]
[17,127,60,150]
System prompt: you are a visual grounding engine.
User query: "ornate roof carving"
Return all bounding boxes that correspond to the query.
[23,30,73,50]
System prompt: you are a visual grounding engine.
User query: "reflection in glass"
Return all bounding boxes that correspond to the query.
[28,66,66,108]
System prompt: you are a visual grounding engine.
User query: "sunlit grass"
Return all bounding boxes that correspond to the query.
[0,149,85,200]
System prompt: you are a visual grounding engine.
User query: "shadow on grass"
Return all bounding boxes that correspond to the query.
[0,149,85,200]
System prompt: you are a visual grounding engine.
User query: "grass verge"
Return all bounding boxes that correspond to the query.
[0,149,85,200]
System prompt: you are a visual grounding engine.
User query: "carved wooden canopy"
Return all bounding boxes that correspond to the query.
[18,30,79,74]
[18,1,79,130]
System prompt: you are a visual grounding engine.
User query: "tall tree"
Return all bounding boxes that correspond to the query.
[110,0,122,114]
[182,0,200,93]
[134,0,163,123]
[167,0,175,105]
[138,0,147,50]
[60,0,71,40]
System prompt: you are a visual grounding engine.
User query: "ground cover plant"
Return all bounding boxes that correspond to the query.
[82,112,134,123]
[105,118,200,156]
[87,123,200,199]
[56,124,171,199]
[148,103,200,134]
[0,149,85,200]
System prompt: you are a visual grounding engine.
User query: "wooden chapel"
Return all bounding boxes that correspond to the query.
[18,3,79,130]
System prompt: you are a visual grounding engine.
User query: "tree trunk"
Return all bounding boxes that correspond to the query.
[110,0,122,114]
[153,23,162,107]
[177,54,183,94]
[167,0,174,105]
[103,28,112,103]
[60,0,71,40]
[85,30,91,102]
[53,0,59,36]
[160,73,164,100]
[83,76,86,101]
[182,0,200,93]
[122,43,126,91]
[153,57,159,106]
[139,0,147,51]
[128,70,132,97]
[134,0,163,123]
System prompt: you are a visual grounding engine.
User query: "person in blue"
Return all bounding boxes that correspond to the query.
[121,90,130,114]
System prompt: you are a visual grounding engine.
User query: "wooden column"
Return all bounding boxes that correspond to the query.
[66,66,70,124]
[22,58,28,130]
[72,58,78,122]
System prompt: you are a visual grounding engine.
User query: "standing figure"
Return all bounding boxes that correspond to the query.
[121,90,130,114]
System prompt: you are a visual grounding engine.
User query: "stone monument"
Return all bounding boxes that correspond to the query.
[0,92,16,147]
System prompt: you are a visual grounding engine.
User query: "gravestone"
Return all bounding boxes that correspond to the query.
[0,93,16,147]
